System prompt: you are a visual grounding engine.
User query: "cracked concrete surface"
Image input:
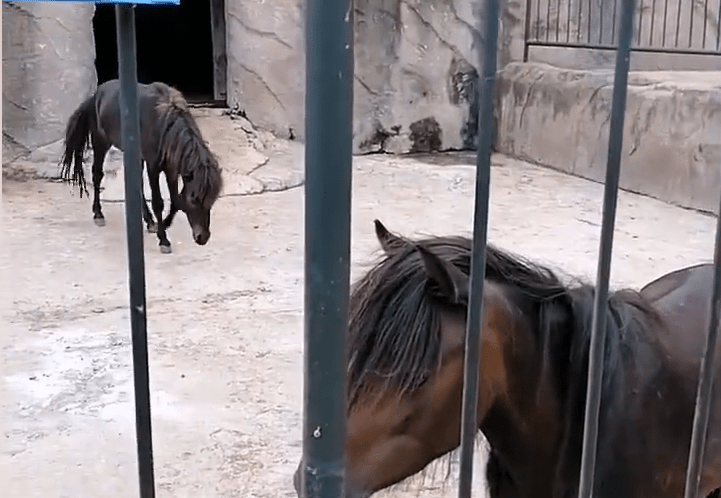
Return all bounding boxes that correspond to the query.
[2,110,719,498]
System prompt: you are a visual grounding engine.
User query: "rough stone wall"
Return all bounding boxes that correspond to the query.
[2,2,96,167]
[494,62,721,214]
[225,0,525,154]
[225,0,306,143]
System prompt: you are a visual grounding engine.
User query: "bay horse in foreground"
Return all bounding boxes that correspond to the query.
[60,79,223,253]
[293,220,721,498]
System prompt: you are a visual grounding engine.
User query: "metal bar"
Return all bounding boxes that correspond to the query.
[587,0,592,43]
[300,0,354,494]
[457,0,499,495]
[114,5,155,498]
[599,0,605,45]
[702,0,709,48]
[689,0,696,47]
[717,0,721,50]
[662,0,670,47]
[650,0,657,46]
[567,0,573,43]
[577,0,635,496]
[524,39,720,55]
[578,0,584,42]
[525,0,535,60]
[556,0,562,42]
[675,0,683,47]
[718,0,721,50]
[546,0,552,41]
[537,0,543,40]
[682,184,721,498]
[612,0,619,45]
[638,0,645,45]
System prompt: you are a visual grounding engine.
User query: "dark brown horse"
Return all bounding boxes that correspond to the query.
[60,79,223,253]
[293,220,721,498]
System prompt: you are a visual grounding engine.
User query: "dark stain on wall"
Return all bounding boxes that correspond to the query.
[448,56,480,149]
[409,117,443,153]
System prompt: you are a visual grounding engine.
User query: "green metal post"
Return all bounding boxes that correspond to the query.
[300,0,354,495]
[115,5,156,498]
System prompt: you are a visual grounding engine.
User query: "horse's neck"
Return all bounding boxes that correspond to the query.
[480,313,563,496]
[481,402,559,497]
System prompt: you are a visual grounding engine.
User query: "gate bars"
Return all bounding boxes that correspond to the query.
[299,0,354,496]
[301,0,720,497]
[577,0,635,495]
[14,1,180,497]
[114,5,163,498]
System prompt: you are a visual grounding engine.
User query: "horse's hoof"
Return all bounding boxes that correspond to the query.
[159,245,172,254]
[94,217,106,227]
[147,223,158,234]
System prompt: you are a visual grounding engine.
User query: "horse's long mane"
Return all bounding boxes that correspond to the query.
[154,84,223,208]
[345,232,664,491]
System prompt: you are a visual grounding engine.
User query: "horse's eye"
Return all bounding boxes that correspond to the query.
[393,412,415,434]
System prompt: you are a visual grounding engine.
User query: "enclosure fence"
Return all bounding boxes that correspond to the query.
[525,0,721,55]
[301,0,720,496]
[29,0,720,497]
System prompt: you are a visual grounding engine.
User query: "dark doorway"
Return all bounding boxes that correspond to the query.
[93,1,222,103]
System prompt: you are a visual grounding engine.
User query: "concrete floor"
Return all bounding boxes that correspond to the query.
[2,111,718,498]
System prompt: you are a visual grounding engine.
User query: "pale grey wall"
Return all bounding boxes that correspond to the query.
[225,0,527,154]
[2,2,97,166]
[495,62,721,214]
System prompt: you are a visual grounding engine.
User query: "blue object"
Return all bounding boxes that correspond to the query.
[2,0,180,4]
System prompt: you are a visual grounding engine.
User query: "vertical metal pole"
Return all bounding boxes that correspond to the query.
[577,0,636,496]
[115,6,156,498]
[682,195,721,498]
[457,0,499,496]
[300,0,354,494]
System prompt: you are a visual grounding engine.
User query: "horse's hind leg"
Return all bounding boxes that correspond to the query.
[90,137,110,227]
[140,170,157,233]
[148,167,171,254]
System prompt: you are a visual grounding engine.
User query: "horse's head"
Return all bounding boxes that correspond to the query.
[293,220,515,498]
[179,162,222,246]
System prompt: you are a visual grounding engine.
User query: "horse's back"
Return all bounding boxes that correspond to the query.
[640,263,721,495]
[641,264,718,361]
[94,79,180,163]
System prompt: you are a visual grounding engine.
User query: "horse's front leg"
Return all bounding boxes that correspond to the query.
[162,172,181,229]
[148,169,172,254]
[140,162,157,233]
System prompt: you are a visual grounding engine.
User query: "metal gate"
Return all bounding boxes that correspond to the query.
[300,1,720,498]
[524,0,721,56]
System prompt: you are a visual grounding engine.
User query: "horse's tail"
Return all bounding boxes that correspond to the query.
[59,94,95,198]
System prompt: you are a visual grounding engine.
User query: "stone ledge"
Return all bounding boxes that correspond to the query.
[494,62,721,215]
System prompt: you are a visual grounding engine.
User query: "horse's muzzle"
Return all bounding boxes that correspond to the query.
[293,467,370,498]
[193,228,210,245]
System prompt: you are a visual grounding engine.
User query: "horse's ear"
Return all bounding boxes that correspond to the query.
[416,244,469,304]
[374,219,411,254]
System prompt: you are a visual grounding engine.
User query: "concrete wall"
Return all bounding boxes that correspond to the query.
[2,2,97,167]
[494,62,721,213]
[225,0,526,154]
